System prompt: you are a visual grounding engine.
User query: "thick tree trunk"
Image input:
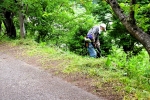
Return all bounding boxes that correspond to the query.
[3,11,16,38]
[107,0,150,57]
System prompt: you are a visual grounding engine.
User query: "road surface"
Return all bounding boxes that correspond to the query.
[0,53,106,100]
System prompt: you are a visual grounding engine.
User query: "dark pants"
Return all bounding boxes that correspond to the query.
[96,47,101,58]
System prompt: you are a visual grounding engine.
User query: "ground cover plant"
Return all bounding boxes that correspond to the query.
[0,38,149,100]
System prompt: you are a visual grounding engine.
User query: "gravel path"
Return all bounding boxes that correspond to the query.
[0,53,106,100]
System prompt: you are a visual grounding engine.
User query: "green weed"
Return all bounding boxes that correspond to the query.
[105,46,150,99]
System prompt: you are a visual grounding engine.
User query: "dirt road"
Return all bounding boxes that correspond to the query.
[0,52,106,100]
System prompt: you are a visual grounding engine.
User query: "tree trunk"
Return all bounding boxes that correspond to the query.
[106,0,150,57]
[0,21,1,34]
[3,11,16,38]
[19,11,26,38]
[18,0,26,39]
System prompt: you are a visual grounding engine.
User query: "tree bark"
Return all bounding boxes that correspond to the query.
[3,11,16,38]
[0,21,1,34]
[106,0,150,57]
[18,0,26,39]
[129,0,136,25]
[19,11,26,38]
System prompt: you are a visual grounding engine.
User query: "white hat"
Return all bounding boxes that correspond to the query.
[100,23,106,31]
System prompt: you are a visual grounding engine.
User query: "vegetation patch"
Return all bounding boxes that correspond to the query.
[1,39,149,100]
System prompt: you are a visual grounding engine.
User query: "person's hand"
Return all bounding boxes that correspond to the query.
[93,43,96,48]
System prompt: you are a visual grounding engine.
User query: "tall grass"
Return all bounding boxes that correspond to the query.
[105,46,150,99]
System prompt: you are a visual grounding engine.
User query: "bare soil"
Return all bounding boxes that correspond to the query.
[0,43,124,100]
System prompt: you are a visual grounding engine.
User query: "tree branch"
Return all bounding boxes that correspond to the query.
[129,0,136,25]
[106,0,150,57]
[106,0,127,22]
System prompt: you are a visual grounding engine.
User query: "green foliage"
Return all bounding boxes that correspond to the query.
[62,45,150,99]
[105,46,150,99]
[21,0,96,52]
[67,15,97,55]
[99,31,112,56]
[92,0,111,23]
[0,0,18,12]
[92,0,148,55]
[1,0,150,98]
[119,0,150,33]
[136,3,150,33]
[0,0,150,58]
[119,0,150,32]
[108,20,143,55]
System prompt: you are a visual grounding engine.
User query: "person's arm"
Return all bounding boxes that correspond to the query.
[91,27,98,43]
[92,27,100,46]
